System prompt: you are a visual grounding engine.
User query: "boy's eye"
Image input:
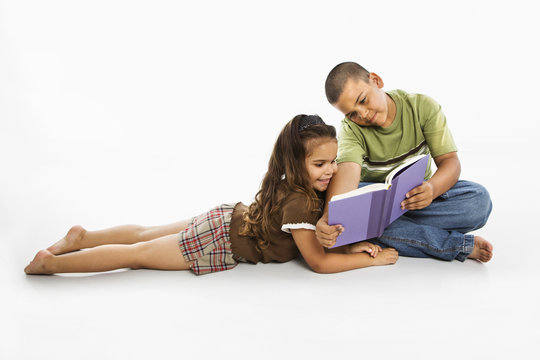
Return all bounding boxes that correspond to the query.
[360,97,366,104]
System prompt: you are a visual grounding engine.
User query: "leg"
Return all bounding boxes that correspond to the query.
[25,234,192,274]
[371,215,492,262]
[405,180,492,233]
[47,220,192,255]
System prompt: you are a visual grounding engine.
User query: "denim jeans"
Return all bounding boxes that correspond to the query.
[362,180,492,261]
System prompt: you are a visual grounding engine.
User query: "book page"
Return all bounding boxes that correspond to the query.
[330,183,389,202]
[385,154,429,185]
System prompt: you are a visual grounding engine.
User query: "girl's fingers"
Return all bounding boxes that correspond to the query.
[324,240,335,248]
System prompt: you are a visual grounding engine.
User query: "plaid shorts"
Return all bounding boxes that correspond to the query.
[178,203,241,275]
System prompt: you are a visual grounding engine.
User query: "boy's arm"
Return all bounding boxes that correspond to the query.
[401,152,460,210]
[315,161,361,248]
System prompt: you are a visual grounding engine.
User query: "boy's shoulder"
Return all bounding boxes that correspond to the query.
[389,89,442,120]
[389,89,440,108]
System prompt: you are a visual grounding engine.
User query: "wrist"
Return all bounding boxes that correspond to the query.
[425,180,436,199]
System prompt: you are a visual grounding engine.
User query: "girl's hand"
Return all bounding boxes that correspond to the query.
[401,181,434,210]
[372,248,399,265]
[315,214,344,248]
[348,241,382,257]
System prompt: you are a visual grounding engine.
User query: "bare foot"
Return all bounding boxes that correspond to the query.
[24,249,55,275]
[47,225,87,255]
[468,236,493,262]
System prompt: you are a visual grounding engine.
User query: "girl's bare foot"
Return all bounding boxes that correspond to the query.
[24,249,55,275]
[47,225,87,255]
[468,236,493,262]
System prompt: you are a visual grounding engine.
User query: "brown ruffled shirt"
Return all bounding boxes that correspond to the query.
[229,192,323,264]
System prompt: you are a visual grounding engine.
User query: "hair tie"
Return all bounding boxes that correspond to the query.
[298,115,325,132]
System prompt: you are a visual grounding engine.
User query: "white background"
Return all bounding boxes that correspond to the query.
[1,1,539,359]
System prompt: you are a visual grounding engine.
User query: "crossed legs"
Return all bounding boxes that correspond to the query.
[25,221,193,275]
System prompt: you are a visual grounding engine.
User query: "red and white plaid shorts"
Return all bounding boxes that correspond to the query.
[178,203,242,275]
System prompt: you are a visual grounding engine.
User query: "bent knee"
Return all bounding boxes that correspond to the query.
[466,183,492,230]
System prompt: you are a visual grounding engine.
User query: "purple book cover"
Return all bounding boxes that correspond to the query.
[328,189,387,248]
[328,155,429,248]
[386,155,429,224]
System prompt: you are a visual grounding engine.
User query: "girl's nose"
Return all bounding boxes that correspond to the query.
[328,162,338,175]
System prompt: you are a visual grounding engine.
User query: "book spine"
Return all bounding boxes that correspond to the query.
[377,185,395,236]
[367,190,387,239]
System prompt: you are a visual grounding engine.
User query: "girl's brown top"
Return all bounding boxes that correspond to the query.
[229,192,323,264]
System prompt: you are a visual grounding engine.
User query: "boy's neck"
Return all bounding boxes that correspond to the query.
[381,93,396,128]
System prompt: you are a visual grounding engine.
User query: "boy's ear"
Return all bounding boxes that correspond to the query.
[369,72,384,88]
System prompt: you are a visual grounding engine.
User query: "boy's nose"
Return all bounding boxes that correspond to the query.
[361,108,370,119]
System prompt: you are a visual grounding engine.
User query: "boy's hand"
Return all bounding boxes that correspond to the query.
[315,214,344,248]
[348,241,382,257]
[401,181,434,210]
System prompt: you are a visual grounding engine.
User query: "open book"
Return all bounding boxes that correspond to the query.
[328,154,430,248]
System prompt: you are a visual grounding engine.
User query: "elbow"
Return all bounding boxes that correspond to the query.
[309,262,324,274]
[451,156,461,178]
[307,259,331,274]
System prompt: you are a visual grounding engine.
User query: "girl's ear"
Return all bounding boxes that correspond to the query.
[369,72,384,89]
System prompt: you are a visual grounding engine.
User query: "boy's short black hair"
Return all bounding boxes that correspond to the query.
[325,62,370,104]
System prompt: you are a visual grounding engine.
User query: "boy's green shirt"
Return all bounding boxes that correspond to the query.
[337,89,457,183]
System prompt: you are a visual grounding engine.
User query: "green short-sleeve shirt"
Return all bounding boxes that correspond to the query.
[337,89,457,183]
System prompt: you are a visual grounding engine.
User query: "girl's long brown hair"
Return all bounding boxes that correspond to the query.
[240,114,336,247]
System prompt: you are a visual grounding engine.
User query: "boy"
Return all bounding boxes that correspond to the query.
[316,62,493,262]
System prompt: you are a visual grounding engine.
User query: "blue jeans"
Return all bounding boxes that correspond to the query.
[362,180,492,261]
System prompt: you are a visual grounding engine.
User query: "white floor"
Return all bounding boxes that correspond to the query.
[3,143,539,360]
[2,1,540,359]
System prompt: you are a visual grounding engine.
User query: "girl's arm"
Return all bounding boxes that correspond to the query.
[315,161,361,248]
[291,228,398,274]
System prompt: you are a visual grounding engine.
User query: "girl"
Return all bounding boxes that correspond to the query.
[25,115,398,275]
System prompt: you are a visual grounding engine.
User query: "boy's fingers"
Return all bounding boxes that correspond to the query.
[405,185,423,198]
[404,196,432,210]
[402,194,431,209]
[406,182,432,198]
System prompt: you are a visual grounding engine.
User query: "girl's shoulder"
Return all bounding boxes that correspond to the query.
[280,190,323,224]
